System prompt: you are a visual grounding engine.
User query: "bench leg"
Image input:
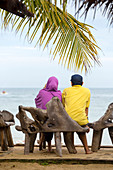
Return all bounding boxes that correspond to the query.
[108,127,113,144]
[5,126,14,147]
[91,129,103,152]
[54,132,62,157]
[29,133,37,153]
[24,133,30,155]
[0,128,8,151]
[63,132,77,154]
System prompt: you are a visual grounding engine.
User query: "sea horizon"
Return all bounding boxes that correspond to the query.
[0,87,113,89]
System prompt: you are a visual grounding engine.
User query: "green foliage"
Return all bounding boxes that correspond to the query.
[0,0,100,72]
[40,162,49,166]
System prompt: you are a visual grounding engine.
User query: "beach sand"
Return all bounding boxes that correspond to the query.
[0,162,113,170]
[0,146,113,170]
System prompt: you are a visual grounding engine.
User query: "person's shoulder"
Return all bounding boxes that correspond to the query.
[82,86,90,94]
[38,89,45,95]
[62,87,72,92]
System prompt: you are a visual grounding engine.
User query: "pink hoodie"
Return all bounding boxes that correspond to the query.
[35,76,62,109]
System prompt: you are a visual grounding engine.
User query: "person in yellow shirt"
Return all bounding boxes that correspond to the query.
[62,74,92,154]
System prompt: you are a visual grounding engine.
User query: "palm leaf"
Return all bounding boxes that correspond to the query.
[73,0,113,26]
[0,0,100,72]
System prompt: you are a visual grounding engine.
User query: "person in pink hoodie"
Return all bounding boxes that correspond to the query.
[35,76,62,152]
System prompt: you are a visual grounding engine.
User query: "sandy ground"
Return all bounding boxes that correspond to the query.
[0,146,113,170]
[0,163,113,170]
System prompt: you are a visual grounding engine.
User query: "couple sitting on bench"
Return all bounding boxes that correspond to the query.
[35,74,91,154]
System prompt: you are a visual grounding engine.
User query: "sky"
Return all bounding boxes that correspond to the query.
[0,3,113,88]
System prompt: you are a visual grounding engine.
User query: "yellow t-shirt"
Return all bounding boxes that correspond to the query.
[62,85,90,126]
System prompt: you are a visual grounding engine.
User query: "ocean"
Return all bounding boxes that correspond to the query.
[0,88,113,146]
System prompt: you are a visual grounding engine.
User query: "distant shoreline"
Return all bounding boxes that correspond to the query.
[0,87,113,89]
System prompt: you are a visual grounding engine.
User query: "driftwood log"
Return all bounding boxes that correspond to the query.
[0,0,34,18]
[17,97,89,156]
[15,106,38,155]
[0,110,15,151]
[89,103,113,152]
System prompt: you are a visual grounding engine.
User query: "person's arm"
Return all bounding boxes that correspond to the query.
[85,107,88,117]
[85,107,90,133]
[85,91,91,133]
[62,90,65,107]
[35,91,42,108]
[86,90,91,117]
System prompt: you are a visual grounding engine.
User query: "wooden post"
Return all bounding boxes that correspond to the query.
[0,128,8,151]
[29,133,37,153]
[5,126,14,147]
[98,129,103,150]
[91,129,103,152]
[108,127,113,144]
[24,133,30,155]
[39,133,43,151]
[63,132,77,154]
[54,132,62,157]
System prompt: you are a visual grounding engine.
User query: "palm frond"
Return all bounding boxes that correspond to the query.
[0,0,100,72]
[74,0,113,26]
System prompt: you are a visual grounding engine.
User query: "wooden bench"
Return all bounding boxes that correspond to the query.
[15,97,88,156]
[15,106,38,155]
[89,103,113,152]
[0,110,15,151]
